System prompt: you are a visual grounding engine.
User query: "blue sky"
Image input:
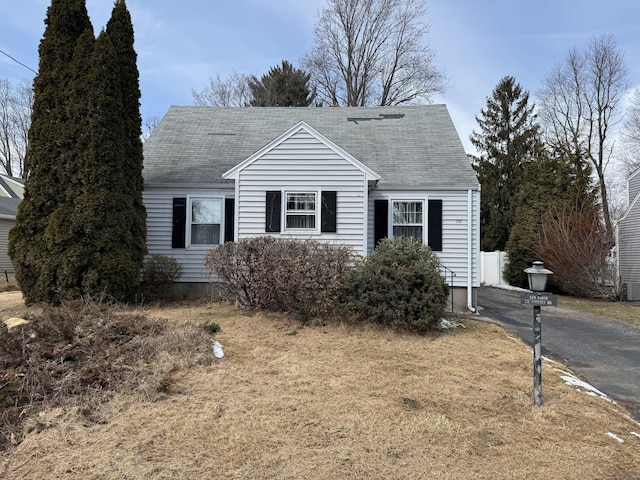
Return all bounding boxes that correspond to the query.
[1,0,639,154]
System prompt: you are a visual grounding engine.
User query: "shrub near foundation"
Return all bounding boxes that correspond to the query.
[140,254,183,299]
[341,237,449,333]
[204,237,353,320]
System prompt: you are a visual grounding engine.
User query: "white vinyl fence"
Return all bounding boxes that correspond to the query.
[480,251,508,286]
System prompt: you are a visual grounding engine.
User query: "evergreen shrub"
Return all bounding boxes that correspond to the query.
[204,237,353,320]
[341,237,449,333]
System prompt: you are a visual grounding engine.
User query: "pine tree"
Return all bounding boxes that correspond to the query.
[470,76,542,252]
[249,60,316,107]
[8,0,93,303]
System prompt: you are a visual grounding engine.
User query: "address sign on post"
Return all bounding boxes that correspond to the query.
[520,293,557,306]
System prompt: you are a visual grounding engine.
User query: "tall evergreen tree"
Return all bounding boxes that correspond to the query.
[9,0,93,303]
[106,0,147,295]
[70,30,130,297]
[470,76,542,252]
[249,60,316,107]
[43,28,96,300]
[504,149,596,287]
[10,0,146,303]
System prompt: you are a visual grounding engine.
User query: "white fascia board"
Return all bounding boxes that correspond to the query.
[618,189,640,224]
[627,167,640,183]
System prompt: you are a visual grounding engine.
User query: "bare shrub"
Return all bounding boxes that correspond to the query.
[204,237,353,320]
[140,254,183,299]
[535,207,617,298]
[0,278,20,293]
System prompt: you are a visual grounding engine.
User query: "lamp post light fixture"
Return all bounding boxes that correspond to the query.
[521,261,555,406]
[525,261,553,292]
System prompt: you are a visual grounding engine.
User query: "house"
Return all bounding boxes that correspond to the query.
[0,174,24,273]
[142,106,481,310]
[616,167,640,300]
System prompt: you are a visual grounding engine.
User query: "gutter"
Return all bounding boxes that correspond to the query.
[615,220,620,285]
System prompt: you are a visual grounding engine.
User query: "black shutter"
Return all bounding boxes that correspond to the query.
[224,197,235,242]
[374,199,388,247]
[320,191,337,233]
[428,199,443,252]
[265,191,281,232]
[172,198,186,248]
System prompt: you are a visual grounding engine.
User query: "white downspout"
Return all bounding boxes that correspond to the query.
[615,221,620,291]
[468,189,477,314]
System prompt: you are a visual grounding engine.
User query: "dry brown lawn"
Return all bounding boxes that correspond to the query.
[1,291,639,479]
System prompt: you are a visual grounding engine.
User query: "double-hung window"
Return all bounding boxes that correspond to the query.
[190,197,222,245]
[285,192,317,230]
[392,200,424,241]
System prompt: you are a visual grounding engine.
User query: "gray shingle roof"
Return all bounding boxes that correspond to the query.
[143,105,479,189]
[0,197,20,217]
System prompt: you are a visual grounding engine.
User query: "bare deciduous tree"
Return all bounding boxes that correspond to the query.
[192,71,251,107]
[0,78,32,178]
[537,35,628,239]
[619,86,640,177]
[301,0,446,107]
[142,114,160,142]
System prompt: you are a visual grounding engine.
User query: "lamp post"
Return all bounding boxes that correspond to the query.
[521,261,554,406]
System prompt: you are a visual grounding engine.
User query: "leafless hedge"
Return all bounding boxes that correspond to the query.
[535,208,618,299]
[204,237,354,320]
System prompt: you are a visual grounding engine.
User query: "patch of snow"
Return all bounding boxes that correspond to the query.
[486,283,531,292]
[556,370,611,402]
[439,318,465,329]
[607,432,625,443]
[631,432,640,439]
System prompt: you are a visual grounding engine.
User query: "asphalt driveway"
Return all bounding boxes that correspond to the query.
[477,286,640,422]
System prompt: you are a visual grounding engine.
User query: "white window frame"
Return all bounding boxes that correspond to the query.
[284,190,320,233]
[187,196,224,248]
[390,198,426,243]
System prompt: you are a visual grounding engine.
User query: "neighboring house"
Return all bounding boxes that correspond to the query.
[142,106,481,310]
[0,174,24,273]
[617,167,640,300]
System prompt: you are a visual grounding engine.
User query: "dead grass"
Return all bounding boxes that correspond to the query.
[558,295,640,328]
[1,293,639,479]
[0,272,19,293]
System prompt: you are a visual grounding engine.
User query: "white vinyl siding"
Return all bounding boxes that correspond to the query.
[144,187,233,282]
[618,184,640,284]
[368,189,480,289]
[0,218,15,273]
[235,129,369,255]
